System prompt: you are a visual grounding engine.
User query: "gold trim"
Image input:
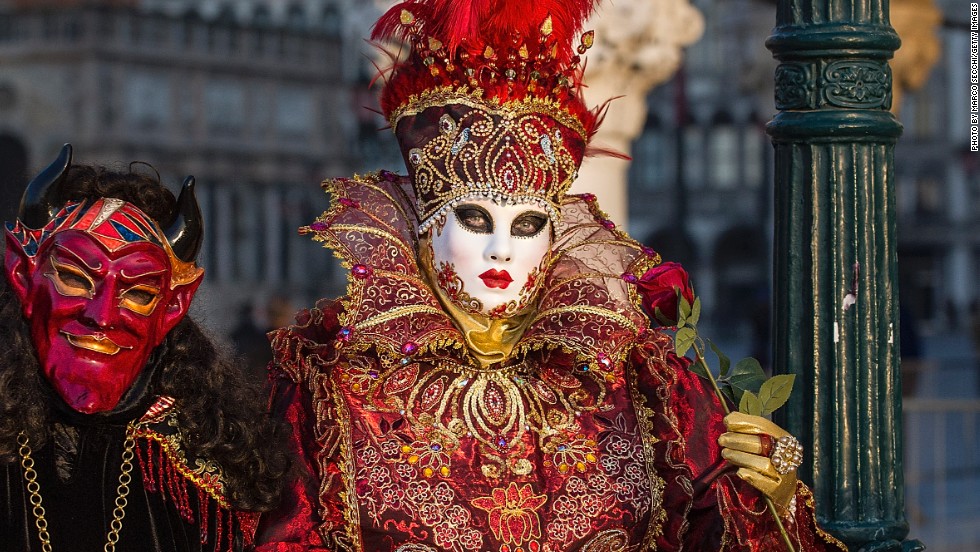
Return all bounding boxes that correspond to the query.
[389,86,588,140]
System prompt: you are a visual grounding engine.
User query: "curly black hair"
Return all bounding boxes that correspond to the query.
[0,163,287,511]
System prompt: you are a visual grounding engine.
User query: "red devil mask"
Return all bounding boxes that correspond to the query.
[4,145,204,414]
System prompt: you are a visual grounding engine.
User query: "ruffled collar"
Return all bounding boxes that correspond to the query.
[301,171,661,373]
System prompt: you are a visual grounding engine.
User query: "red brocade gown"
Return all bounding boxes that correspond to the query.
[254,173,846,552]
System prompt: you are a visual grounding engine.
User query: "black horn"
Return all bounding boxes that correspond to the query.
[18,144,73,229]
[164,176,204,263]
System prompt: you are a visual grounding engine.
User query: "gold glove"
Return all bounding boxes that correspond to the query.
[718,411,801,513]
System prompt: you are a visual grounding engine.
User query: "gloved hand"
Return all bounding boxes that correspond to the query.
[718,412,802,513]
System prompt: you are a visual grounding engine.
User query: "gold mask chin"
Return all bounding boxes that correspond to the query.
[63,332,129,355]
[418,237,540,368]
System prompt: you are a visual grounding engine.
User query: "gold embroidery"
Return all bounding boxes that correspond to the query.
[580,529,630,552]
[351,356,603,474]
[628,344,668,550]
[132,413,231,509]
[389,87,588,140]
[471,482,548,546]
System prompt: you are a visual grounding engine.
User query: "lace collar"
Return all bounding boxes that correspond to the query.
[302,171,660,373]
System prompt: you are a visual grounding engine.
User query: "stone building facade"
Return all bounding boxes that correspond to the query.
[0,1,383,332]
[2,0,972,345]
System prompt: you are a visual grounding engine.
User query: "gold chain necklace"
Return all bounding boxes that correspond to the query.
[17,422,137,552]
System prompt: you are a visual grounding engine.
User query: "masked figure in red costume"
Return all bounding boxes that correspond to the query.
[0,145,286,551]
[255,1,847,550]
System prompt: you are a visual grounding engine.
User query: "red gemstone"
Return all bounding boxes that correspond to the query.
[310,221,329,231]
[339,197,361,208]
[582,193,596,202]
[621,273,638,284]
[400,341,419,355]
[600,219,616,230]
[352,264,372,279]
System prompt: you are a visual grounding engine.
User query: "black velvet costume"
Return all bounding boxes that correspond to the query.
[0,329,266,552]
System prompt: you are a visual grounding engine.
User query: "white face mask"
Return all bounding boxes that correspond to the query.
[429,198,552,317]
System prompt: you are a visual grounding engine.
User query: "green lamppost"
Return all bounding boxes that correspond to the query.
[766,1,922,551]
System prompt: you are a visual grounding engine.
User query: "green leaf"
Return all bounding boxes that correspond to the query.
[719,383,737,408]
[739,389,764,416]
[674,327,697,357]
[757,374,796,416]
[679,290,692,322]
[721,358,766,403]
[708,340,731,377]
[690,297,702,326]
[688,357,711,380]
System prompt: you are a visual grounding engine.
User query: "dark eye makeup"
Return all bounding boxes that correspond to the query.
[511,211,547,237]
[454,205,493,234]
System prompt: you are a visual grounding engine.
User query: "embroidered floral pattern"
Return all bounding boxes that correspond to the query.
[472,483,548,546]
[401,436,455,478]
[355,439,485,551]
[546,436,598,474]
[545,413,654,544]
[435,259,485,312]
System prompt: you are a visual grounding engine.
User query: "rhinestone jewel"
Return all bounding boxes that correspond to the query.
[351,264,372,279]
[450,128,470,155]
[339,197,361,208]
[310,221,329,231]
[439,113,457,134]
[502,170,516,189]
[400,341,419,355]
[600,219,616,230]
[338,326,353,341]
[621,273,638,284]
[409,148,423,166]
[540,134,556,164]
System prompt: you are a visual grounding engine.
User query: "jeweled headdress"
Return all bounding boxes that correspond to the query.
[372,0,603,232]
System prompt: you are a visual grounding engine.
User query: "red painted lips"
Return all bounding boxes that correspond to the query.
[479,269,513,289]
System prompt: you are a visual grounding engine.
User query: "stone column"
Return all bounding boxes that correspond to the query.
[572,0,704,224]
[767,1,922,551]
[888,0,942,114]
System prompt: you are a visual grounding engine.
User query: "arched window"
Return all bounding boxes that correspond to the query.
[286,3,306,29]
[711,225,769,345]
[629,113,673,191]
[321,5,341,36]
[708,110,738,189]
[742,112,766,189]
[216,5,236,25]
[253,4,272,28]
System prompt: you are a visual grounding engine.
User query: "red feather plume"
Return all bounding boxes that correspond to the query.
[373,0,599,66]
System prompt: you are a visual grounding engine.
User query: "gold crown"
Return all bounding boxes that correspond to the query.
[394,89,586,232]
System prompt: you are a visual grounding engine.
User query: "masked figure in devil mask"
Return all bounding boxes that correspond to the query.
[0,145,286,552]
